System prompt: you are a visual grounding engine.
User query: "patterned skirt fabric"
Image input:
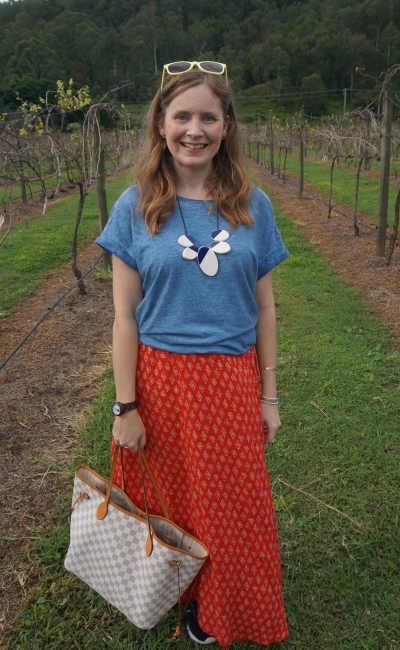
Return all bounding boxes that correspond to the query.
[111,343,289,646]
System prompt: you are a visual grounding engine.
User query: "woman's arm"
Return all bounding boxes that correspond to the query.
[111,254,146,452]
[255,271,281,444]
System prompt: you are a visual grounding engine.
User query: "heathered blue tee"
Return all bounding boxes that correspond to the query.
[96,185,288,355]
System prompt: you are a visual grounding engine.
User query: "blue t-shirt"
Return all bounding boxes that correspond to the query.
[96,185,288,355]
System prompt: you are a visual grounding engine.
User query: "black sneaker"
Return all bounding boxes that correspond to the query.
[186,601,217,645]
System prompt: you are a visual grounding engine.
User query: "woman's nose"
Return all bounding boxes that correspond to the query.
[186,118,203,137]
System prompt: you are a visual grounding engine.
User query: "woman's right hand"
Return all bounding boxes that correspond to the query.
[113,409,147,453]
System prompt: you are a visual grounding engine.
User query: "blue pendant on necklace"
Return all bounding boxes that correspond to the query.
[211,229,229,242]
[182,245,199,260]
[177,215,231,276]
[178,234,196,247]
[209,241,231,254]
[178,229,231,276]
[197,246,218,276]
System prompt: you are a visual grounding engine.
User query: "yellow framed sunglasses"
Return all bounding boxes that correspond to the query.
[161,61,228,90]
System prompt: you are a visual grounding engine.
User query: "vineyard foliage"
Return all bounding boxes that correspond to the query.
[243,111,400,263]
[244,114,400,171]
[0,84,139,293]
[1,0,400,112]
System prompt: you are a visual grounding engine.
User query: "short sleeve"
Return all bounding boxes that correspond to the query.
[252,187,289,280]
[96,186,139,270]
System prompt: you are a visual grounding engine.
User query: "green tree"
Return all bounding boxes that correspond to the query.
[340,30,376,100]
[138,2,161,75]
[268,46,291,97]
[380,20,400,68]
[7,37,64,81]
[300,72,326,115]
[187,20,211,60]
[1,0,400,110]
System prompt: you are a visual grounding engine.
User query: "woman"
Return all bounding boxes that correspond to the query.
[97,61,289,646]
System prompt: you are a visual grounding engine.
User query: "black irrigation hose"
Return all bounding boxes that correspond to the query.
[0,252,104,372]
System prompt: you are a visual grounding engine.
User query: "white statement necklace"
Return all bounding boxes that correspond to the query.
[176,197,231,277]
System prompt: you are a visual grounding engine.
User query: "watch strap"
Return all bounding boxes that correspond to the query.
[112,400,138,415]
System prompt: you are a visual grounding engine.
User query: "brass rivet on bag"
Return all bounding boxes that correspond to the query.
[169,560,180,568]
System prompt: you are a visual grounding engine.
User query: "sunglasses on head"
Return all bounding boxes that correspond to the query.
[161,61,228,90]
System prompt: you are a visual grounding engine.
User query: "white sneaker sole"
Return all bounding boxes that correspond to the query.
[187,623,217,645]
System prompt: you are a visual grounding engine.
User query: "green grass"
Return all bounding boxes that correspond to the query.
[3,197,400,649]
[237,97,294,123]
[280,146,400,178]
[250,146,399,224]
[308,152,399,176]
[0,173,130,319]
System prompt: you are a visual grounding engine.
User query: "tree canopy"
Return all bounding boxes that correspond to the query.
[1,0,399,114]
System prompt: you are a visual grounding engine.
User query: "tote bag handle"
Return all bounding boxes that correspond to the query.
[97,446,170,555]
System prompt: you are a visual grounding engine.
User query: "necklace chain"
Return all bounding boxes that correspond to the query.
[176,196,219,234]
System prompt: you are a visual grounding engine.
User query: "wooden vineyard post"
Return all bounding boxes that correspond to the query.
[72,183,87,295]
[385,189,400,266]
[377,91,393,256]
[364,113,371,170]
[269,118,275,175]
[328,156,339,218]
[94,109,111,270]
[13,123,27,204]
[353,157,363,236]
[298,119,304,197]
[114,128,120,166]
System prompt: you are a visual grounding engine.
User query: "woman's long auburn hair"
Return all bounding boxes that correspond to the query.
[136,70,253,234]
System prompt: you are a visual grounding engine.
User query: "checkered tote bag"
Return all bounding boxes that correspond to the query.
[64,447,209,630]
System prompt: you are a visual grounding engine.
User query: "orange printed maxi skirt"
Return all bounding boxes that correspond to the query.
[112,343,289,646]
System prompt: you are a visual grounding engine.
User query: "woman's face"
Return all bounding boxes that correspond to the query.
[158,82,229,173]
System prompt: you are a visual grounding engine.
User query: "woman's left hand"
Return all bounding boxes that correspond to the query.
[262,403,281,444]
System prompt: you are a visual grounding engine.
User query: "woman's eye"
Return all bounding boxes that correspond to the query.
[176,115,187,121]
[204,116,215,122]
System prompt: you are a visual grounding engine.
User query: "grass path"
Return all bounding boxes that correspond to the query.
[253,147,399,225]
[279,147,400,178]
[0,172,130,319]
[4,191,400,649]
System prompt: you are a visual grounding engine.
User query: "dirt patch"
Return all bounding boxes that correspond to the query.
[249,161,400,350]
[0,242,114,640]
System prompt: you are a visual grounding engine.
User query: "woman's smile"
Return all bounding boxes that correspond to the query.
[180,142,208,150]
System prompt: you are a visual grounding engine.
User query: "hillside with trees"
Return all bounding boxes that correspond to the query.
[0,0,400,115]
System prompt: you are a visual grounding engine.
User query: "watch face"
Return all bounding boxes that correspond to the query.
[112,403,121,416]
